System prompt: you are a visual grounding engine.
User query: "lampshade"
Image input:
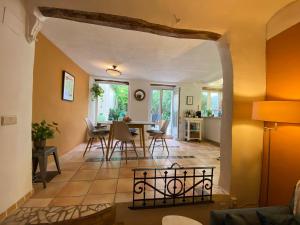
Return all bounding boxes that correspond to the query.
[252,101,300,123]
[106,65,121,77]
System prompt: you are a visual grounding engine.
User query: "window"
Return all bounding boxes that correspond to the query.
[96,82,129,122]
[201,90,222,117]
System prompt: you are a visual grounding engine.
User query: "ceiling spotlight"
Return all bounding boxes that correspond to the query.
[106,65,121,77]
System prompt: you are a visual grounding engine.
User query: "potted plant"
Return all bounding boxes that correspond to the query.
[91,83,104,100]
[32,120,60,150]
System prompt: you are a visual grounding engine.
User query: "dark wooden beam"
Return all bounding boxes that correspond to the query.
[39,7,221,41]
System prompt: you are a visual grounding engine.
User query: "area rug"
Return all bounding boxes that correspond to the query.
[86,155,195,162]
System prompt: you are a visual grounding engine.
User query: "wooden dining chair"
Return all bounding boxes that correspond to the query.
[83,118,109,158]
[109,121,139,163]
[147,120,170,156]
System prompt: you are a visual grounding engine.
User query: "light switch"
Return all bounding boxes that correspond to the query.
[1,115,17,126]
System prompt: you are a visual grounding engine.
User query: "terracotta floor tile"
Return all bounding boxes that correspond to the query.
[33,182,67,198]
[115,192,132,203]
[49,196,84,206]
[96,169,119,179]
[23,140,220,207]
[101,161,121,169]
[138,160,157,168]
[89,179,118,195]
[119,168,134,178]
[51,171,77,183]
[57,181,92,197]
[82,194,115,205]
[60,162,83,171]
[80,162,102,170]
[22,198,52,207]
[71,170,98,181]
[117,178,133,193]
[120,160,139,168]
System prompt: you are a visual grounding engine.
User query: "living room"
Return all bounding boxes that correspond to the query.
[1,0,300,225]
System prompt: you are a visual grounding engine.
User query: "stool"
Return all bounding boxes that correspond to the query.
[32,146,61,188]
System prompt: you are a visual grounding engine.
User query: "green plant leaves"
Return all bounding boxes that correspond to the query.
[32,120,59,141]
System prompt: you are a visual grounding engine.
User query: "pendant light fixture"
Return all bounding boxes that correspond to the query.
[106,65,121,77]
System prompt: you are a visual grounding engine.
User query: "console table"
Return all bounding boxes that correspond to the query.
[32,146,61,188]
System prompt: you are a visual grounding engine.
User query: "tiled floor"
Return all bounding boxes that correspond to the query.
[26,140,222,208]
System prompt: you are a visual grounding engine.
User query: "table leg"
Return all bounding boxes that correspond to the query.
[106,125,113,161]
[139,128,143,148]
[53,150,61,174]
[38,155,47,188]
[141,125,146,157]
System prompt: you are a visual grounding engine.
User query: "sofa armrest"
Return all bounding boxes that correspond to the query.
[210,206,290,225]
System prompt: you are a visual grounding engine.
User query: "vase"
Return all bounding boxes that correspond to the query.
[34,139,46,150]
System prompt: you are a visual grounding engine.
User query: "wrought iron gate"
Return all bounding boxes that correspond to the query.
[130,163,215,209]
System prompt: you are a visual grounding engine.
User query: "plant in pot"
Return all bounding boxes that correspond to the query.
[32,120,60,150]
[91,83,104,100]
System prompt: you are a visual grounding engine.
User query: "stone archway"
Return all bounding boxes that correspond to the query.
[36,6,234,197]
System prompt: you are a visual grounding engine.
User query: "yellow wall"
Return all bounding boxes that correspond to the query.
[263,22,300,205]
[33,34,89,155]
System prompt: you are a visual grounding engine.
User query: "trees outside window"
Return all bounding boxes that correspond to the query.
[201,90,222,117]
[97,83,129,122]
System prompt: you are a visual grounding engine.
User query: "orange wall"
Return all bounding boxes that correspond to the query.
[33,34,89,155]
[265,22,300,205]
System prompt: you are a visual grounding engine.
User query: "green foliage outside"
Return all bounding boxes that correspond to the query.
[151,89,172,121]
[108,84,128,121]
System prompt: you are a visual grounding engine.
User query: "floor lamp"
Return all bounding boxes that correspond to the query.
[252,101,300,206]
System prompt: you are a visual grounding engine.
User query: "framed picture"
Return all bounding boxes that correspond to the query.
[62,71,75,101]
[186,96,193,105]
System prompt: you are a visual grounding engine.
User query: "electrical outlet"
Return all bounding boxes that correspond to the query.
[1,115,17,126]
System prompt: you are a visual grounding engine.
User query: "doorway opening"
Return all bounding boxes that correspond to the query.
[95,81,129,122]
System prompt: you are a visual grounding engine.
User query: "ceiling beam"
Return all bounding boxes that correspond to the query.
[39,7,221,41]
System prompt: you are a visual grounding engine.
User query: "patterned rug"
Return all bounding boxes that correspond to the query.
[2,204,110,225]
[86,155,195,162]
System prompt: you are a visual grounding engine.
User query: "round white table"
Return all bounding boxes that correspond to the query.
[162,215,203,225]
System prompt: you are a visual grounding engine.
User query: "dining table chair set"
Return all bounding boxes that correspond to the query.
[83,118,170,163]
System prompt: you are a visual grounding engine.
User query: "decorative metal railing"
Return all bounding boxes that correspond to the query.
[130,163,215,209]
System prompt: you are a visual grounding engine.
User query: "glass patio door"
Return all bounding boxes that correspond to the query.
[150,88,174,136]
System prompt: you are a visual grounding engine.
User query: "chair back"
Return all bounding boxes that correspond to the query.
[85,118,94,135]
[160,120,169,133]
[113,121,133,141]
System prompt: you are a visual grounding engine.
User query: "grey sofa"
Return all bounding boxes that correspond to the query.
[210,194,295,225]
[210,205,291,225]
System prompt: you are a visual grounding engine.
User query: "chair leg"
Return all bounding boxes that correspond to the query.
[99,138,105,159]
[161,137,165,151]
[163,138,169,156]
[109,141,119,160]
[125,142,128,164]
[132,140,139,159]
[102,137,107,149]
[111,138,114,149]
[151,138,157,156]
[83,138,92,157]
[148,137,154,151]
[89,137,94,151]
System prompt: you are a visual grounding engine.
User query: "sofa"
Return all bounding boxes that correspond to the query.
[210,197,294,225]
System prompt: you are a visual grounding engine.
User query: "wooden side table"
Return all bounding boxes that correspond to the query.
[32,146,61,188]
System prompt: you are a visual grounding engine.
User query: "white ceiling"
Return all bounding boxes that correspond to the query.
[41,18,223,83]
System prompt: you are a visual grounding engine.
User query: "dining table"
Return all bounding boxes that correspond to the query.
[100,120,155,160]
